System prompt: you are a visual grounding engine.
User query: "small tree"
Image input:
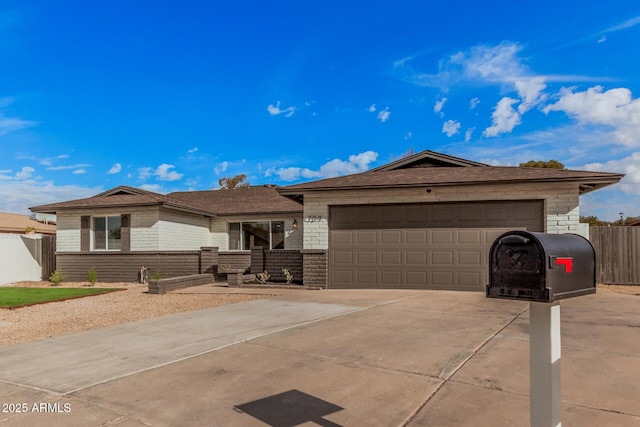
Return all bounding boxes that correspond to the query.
[218,174,250,190]
[86,267,98,286]
[49,269,65,286]
[519,160,565,169]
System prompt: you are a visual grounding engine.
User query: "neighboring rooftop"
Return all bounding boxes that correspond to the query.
[0,212,57,235]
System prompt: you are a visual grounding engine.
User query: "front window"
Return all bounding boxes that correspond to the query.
[228,220,285,250]
[94,216,121,250]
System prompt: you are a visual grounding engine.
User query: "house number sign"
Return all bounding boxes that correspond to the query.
[305,216,324,223]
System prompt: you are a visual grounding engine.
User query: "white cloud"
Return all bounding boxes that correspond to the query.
[0,180,101,215]
[214,161,229,175]
[0,114,36,136]
[268,151,379,182]
[584,152,640,195]
[434,98,447,116]
[404,131,413,140]
[267,101,296,117]
[597,36,607,43]
[543,86,640,147]
[465,128,475,142]
[377,108,390,123]
[15,167,35,180]
[73,169,86,175]
[515,77,547,113]
[483,97,521,137]
[188,147,198,154]
[108,163,122,174]
[601,15,640,34]
[155,164,183,181]
[469,98,480,109]
[368,104,376,112]
[46,163,91,171]
[442,120,461,137]
[139,164,183,181]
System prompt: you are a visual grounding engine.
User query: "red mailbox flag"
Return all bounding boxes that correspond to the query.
[556,257,573,273]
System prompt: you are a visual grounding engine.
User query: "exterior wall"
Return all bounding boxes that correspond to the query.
[157,208,211,250]
[250,248,303,282]
[56,212,82,252]
[56,207,162,252]
[56,251,202,282]
[0,234,43,284]
[55,207,212,253]
[302,182,581,250]
[211,214,303,250]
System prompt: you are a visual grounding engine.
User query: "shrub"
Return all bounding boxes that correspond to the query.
[256,271,271,284]
[49,269,65,286]
[282,268,294,284]
[86,267,98,286]
[151,270,162,280]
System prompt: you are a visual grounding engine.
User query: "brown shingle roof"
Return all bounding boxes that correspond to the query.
[167,186,302,215]
[30,185,302,216]
[278,167,624,195]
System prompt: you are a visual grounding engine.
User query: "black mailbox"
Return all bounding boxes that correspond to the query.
[487,231,595,302]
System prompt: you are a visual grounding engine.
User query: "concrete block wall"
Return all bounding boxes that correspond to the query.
[301,250,328,288]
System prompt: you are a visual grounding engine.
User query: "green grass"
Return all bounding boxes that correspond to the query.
[0,287,120,309]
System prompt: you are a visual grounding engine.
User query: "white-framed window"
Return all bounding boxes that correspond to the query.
[228,220,285,250]
[93,216,122,250]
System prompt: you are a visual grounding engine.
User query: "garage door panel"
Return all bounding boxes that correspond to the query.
[356,251,377,264]
[406,230,427,244]
[329,201,542,289]
[406,251,427,265]
[458,229,482,244]
[332,231,354,245]
[356,231,377,245]
[332,270,354,285]
[380,251,402,265]
[431,229,454,244]
[332,250,354,264]
[431,271,454,287]
[431,250,454,266]
[356,270,377,286]
[458,251,482,265]
[381,230,403,244]
[406,271,427,286]
[381,271,402,285]
[457,271,483,288]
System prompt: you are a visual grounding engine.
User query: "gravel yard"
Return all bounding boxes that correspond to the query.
[0,281,637,348]
[0,281,265,347]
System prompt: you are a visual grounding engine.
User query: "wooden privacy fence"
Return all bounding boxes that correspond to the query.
[41,235,56,280]
[590,227,640,285]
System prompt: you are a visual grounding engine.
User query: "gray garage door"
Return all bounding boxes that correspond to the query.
[329,201,543,290]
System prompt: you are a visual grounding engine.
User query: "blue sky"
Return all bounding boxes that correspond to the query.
[1,1,639,221]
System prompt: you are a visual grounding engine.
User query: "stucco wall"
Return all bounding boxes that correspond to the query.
[0,234,42,284]
[301,182,581,249]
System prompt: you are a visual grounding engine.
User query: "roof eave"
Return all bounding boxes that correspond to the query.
[278,175,625,195]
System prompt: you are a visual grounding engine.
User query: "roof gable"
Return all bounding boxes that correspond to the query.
[369,150,488,172]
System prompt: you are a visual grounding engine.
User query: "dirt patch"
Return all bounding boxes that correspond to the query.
[597,283,640,296]
[0,281,264,347]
